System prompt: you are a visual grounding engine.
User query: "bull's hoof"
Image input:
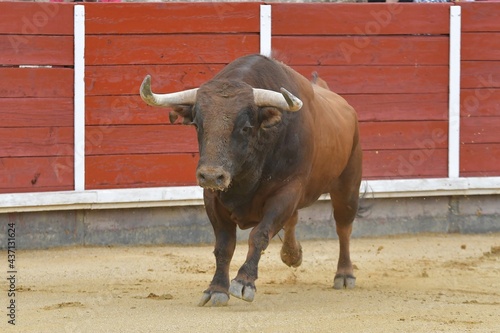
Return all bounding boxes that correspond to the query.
[229,279,255,302]
[333,274,356,290]
[198,291,229,307]
[280,244,303,268]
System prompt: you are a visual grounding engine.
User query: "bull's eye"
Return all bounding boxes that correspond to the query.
[241,122,253,135]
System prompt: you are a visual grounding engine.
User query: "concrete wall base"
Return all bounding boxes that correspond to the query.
[1,195,499,249]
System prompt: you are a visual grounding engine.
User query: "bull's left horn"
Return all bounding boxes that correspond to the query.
[140,75,198,107]
[253,88,303,112]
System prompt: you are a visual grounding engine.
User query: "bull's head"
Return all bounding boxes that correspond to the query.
[140,75,302,191]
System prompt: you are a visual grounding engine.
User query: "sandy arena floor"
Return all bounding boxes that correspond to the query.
[1,233,499,333]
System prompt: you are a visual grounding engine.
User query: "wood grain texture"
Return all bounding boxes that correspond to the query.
[0,2,73,35]
[461,33,500,61]
[0,67,73,98]
[346,93,448,122]
[460,117,500,144]
[363,149,448,179]
[86,95,173,126]
[461,2,500,33]
[0,127,73,158]
[293,65,449,94]
[460,89,500,117]
[461,61,500,89]
[0,35,73,66]
[273,36,449,66]
[86,34,259,66]
[85,2,260,34]
[272,3,451,35]
[0,156,73,193]
[460,143,500,177]
[0,98,73,127]
[85,125,197,155]
[85,64,224,96]
[359,121,448,151]
[86,153,198,189]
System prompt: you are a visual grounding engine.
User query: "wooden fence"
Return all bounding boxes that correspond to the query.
[0,2,499,208]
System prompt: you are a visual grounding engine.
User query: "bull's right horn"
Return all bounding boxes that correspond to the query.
[140,75,198,107]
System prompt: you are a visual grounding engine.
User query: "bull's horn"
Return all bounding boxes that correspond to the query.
[253,88,303,112]
[140,75,198,107]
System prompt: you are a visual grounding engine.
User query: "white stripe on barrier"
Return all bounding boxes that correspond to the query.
[260,5,272,57]
[448,6,462,178]
[74,5,86,191]
[2,177,500,213]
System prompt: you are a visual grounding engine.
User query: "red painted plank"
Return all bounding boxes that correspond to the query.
[460,89,500,117]
[86,153,198,189]
[461,61,500,89]
[85,64,224,96]
[359,121,448,151]
[273,36,449,66]
[460,116,500,144]
[0,127,73,158]
[460,2,500,32]
[0,67,73,98]
[0,98,73,127]
[85,2,260,34]
[460,143,500,177]
[0,35,73,66]
[0,156,73,194]
[462,33,500,61]
[272,3,451,35]
[294,65,449,94]
[85,125,197,156]
[363,149,448,180]
[0,2,73,35]
[86,34,259,66]
[86,95,172,126]
[346,93,448,122]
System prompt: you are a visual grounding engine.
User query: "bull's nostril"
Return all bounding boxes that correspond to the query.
[197,166,230,190]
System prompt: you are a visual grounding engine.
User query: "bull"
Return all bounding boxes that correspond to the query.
[140,54,362,306]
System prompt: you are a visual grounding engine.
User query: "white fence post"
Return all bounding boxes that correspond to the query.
[260,5,272,57]
[448,6,462,179]
[74,5,86,191]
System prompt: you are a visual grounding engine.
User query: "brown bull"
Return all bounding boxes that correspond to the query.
[140,54,362,306]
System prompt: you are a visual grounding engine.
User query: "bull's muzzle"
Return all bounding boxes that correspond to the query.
[196,166,232,191]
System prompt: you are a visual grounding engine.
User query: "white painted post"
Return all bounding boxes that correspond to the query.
[74,5,86,191]
[448,6,461,179]
[260,5,272,57]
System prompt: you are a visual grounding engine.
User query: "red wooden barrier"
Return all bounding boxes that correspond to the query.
[1,2,499,194]
[84,2,260,190]
[272,3,452,180]
[459,2,500,177]
[0,3,74,193]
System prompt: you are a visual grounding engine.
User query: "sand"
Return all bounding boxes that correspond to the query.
[2,233,499,333]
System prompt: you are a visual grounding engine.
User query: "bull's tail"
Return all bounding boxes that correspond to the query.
[357,181,373,218]
[311,71,331,90]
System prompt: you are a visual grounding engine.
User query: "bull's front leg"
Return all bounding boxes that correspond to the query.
[229,188,300,303]
[198,199,237,307]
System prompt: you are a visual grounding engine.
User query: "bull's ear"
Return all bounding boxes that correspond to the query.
[169,105,194,125]
[259,107,282,129]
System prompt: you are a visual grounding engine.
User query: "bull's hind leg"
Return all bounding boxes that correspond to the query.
[330,143,362,289]
[280,211,303,267]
